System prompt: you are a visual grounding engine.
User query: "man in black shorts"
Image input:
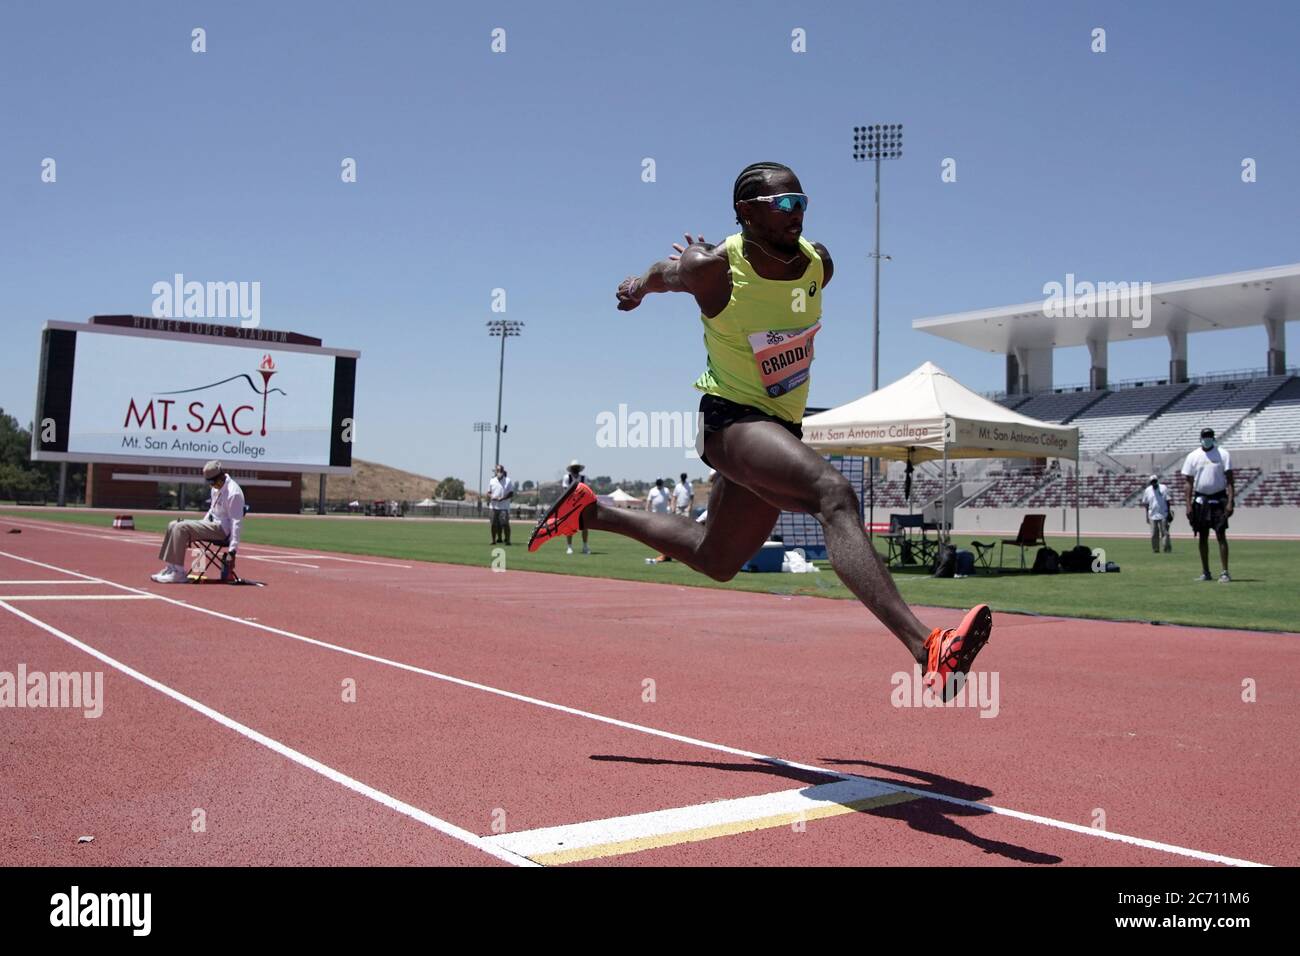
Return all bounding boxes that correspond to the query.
[1182,428,1235,582]
[528,161,992,700]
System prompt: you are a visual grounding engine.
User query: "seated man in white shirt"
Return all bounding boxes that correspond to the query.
[151,460,245,583]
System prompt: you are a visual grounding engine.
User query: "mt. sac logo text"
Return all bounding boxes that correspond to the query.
[120,354,286,461]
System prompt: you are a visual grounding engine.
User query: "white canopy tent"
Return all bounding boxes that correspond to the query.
[801,362,1081,542]
[598,487,644,510]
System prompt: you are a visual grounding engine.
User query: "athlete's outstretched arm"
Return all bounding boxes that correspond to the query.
[616,241,729,315]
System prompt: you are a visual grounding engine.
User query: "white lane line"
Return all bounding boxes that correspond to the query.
[0,594,158,601]
[242,557,321,569]
[276,555,415,569]
[487,778,916,864]
[0,549,1269,868]
[0,598,535,868]
[0,580,103,585]
[0,518,411,568]
[1,518,156,545]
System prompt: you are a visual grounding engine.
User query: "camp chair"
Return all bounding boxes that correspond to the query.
[883,513,938,568]
[881,514,906,565]
[187,538,243,584]
[999,514,1047,571]
[970,540,997,572]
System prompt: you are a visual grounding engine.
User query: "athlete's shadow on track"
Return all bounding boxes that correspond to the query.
[589,754,1062,864]
[589,755,833,787]
[818,757,1063,864]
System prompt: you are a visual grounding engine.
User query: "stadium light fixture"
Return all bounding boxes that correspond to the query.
[853,124,904,538]
[473,421,493,507]
[852,123,903,393]
[486,320,524,466]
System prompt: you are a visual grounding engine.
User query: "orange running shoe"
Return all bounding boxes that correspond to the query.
[528,481,596,552]
[923,604,992,702]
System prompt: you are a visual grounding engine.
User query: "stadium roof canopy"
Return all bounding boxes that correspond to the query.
[913,263,1300,354]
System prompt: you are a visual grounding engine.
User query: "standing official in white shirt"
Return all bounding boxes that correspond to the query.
[645,478,672,514]
[1181,427,1234,582]
[672,472,693,517]
[488,464,515,545]
[561,459,590,555]
[1139,474,1172,554]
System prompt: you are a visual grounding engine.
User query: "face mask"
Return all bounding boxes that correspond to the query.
[1201,438,1215,450]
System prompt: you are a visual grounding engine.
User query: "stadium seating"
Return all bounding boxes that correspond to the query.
[965,471,1050,508]
[1109,377,1289,456]
[1024,472,1148,508]
[862,475,943,510]
[839,372,1299,523]
[1228,376,1300,450]
[993,374,1299,457]
[1241,470,1300,506]
[1012,389,1104,424]
[1072,382,1192,453]
[961,467,1269,510]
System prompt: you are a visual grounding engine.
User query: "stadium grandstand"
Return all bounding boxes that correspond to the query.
[899,263,1300,534]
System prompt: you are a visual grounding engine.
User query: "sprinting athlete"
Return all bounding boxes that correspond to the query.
[530,161,990,698]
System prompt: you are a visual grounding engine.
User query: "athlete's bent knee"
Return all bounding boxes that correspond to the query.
[695,551,741,582]
[710,563,740,583]
[816,471,858,518]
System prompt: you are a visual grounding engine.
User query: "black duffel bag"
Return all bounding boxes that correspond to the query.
[1031,546,1060,574]
[1059,544,1094,573]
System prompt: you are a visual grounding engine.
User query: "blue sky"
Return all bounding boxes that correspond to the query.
[3,0,1297,488]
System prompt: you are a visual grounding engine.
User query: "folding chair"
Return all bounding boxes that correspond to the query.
[999,514,1048,570]
[188,538,243,584]
[883,514,937,568]
[881,514,910,566]
[970,540,997,573]
[912,520,940,567]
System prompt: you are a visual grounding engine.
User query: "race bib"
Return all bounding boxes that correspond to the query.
[747,322,821,397]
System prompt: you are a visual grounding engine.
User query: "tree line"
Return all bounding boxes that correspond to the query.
[0,409,85,502]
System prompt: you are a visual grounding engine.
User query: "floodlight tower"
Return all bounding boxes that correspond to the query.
[473,421,492,508]
[852,123,903,392]
[485,319,524,466]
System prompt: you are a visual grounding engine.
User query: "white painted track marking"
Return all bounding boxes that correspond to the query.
[0,596,535,867]
[0,548,1268,867]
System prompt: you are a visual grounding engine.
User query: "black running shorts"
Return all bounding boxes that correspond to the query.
[696,394,803,468]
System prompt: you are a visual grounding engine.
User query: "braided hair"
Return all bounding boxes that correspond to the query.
[733,162,793,225]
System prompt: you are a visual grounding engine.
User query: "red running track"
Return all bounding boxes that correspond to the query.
[0,514,1296,867]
